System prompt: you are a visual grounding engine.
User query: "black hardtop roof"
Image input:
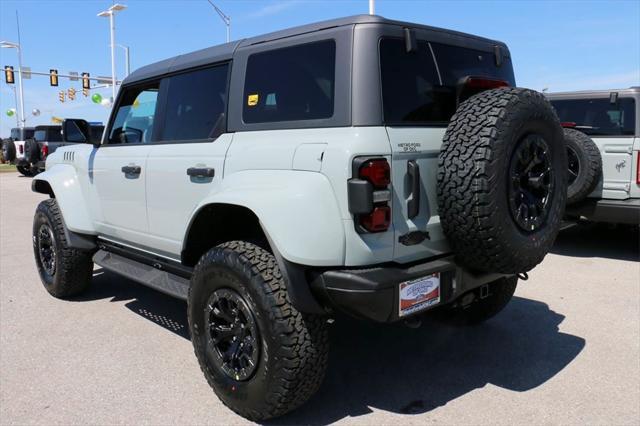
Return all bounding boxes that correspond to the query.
[34,125,61,130]
[124,14,508,85]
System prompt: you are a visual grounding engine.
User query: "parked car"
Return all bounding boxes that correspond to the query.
[1,127,35,174]
[547,87,639,224]
[31,15,567,421]
[22,124,104,174]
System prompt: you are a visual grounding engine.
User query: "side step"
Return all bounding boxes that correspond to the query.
[93,249,190,300]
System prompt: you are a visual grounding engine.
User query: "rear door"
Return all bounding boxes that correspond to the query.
[379,36,516,263]
[145,63,232,257]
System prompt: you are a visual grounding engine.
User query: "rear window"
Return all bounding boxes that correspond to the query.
[550,98,636,136]
[10,128,34,140]
[243,40,336,123]
[34,129,62,142]
[380,38,515,125]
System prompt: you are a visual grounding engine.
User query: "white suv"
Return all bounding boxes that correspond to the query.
[31,15,567,421]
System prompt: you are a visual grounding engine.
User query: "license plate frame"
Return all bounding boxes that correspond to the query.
[398,273,441,317]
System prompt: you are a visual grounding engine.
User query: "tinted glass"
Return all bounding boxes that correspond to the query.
[550,98,635,136]
[380,39,515,125]
[35,128,62,142]
[108,85,159,144]
[243,40,335,123]
[160,64,229,141]
[90,126,104,143]
[34,130,47,142]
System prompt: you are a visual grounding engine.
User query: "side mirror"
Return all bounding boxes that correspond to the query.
[62,119,97,147]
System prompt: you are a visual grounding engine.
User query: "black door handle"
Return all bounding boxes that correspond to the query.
[121,165,141,175]
[187,167,215,178]
[407,160,420,219]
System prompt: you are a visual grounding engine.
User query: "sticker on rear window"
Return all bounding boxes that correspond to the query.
[247,94,259,106]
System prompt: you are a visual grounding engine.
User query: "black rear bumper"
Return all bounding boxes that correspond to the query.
[566,198,640,225]
[309,255,509,322]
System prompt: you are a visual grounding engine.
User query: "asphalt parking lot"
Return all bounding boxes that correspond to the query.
[1,171,638,425]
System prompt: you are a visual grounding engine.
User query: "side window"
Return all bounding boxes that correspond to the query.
[108,84,159,144]
[160,64,229,142]
[243,40,336,123]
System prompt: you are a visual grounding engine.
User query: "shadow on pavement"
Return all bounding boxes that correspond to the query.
[552,222,639,262]
[76,270,584,424]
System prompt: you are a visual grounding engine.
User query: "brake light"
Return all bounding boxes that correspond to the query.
[18,145,24,154]
[464,77,509,90]
[561,122,577,128]
[41,145,49,158]
[348,157,392,233]
[636,153,640,185]
[360,206,391,233]
[359,159,391,188]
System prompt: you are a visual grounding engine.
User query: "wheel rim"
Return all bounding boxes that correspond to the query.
[204,288,260,381]
[37,223,56,276]
[508,134,555,233]
[567,146,580,186]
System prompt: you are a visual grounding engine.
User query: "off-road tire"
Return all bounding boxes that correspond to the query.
[33,199,93,297]
[437,87,567,274]
[447,276,518,325]
[2,139,16,163]
[24,138,39,164]
[564,128,601,205]
[17,163,34,177]
[188,241,329,421]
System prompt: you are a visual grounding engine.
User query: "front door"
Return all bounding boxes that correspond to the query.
[89,82,160,247]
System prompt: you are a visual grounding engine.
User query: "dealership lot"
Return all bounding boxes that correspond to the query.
[1,172,638,425]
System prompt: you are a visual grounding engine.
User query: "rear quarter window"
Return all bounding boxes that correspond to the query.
[242,40,336,124]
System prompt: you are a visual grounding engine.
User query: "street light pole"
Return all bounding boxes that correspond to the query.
[369,0,375,15]
[115,44,130,77]
[206,1,231,43]
[98,4,127,103]
[0,40,25,129]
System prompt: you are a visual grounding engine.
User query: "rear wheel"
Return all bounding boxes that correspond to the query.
[33,199,93,298]
[188,241,329,421]
[437,87,567,274]
[17,163,34,177]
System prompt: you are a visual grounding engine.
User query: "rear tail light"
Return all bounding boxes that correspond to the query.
[41,145,49,158]
[561,122,577,128]
[636,153,640,185]
[348,157,392,233]
[463,76,510,90]
[18,144,24,154]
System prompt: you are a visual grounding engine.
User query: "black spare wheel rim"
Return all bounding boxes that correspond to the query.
[205,288,260,381]
[37,223,56,276]
[508,134,555,233]
[567,146,580,187]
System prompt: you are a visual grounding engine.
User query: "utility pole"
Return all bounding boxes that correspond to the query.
[369,0,375,15]
[206,0,231,43]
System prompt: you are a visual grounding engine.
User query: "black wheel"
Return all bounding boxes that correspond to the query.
[24,138,39,164]
[444,276,518,325]
[33,199,93,298]
[2,139,16,163]
[437,87,567,274]
[188,241,329,421]
[563,128,602,205]
[17,163,33,177]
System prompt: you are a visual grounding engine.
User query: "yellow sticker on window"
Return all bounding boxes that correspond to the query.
[247,94,259,106]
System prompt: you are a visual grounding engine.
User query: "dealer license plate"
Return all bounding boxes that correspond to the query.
[398,273,440,317]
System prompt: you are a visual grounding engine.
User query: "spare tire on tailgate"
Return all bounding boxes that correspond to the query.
[437,87,566,274]
[24,138,40,164]
[564,128,601,205]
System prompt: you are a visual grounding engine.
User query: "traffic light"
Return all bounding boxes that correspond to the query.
[50,69,59,86]
[68,87,76,101]
[4,66,15,84]
[58,90,65,103]
[82,88,89,97]
[81,72,90,90]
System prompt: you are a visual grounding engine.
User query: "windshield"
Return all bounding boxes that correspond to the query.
[550,97,635,136]
[379,38,515,125]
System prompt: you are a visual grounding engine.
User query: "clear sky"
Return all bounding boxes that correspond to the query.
[1,0,639,136]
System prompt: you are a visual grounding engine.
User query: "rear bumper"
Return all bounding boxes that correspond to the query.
[566,198,640,225]
[309,255,509,322]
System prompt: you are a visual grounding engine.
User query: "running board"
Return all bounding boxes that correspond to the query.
[93,249,190,300]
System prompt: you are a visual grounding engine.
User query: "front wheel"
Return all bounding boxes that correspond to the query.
[33,199,93,298]
[188,241,329,421]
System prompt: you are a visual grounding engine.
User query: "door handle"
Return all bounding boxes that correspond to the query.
[187,167,215,178]
[407,160,420,219]
[121,165,141,175]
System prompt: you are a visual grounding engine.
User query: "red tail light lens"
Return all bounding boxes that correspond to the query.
[360,206,391,233]
[359,159,391,188]
[41,145,49,158]
[636,153,640,185]
[464,77,509,90]
[19,145,24,154]
[561,122,577,128]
